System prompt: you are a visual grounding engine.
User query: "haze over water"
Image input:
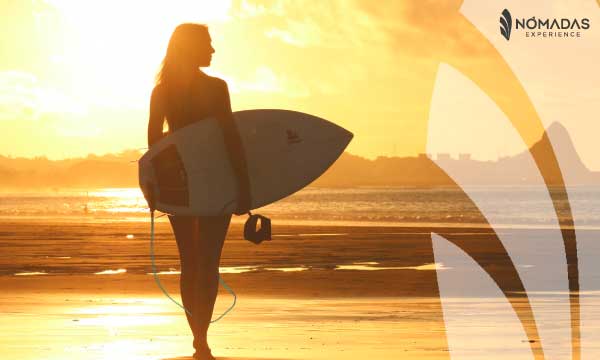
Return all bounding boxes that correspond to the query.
[2,186,599,228]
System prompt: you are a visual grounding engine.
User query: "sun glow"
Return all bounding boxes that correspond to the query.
[40,0,234,109]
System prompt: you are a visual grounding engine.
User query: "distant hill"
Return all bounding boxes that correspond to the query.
[0,150,140,189]
[312,152,456,187]
[427,122,600,186]
[0,123,598,190]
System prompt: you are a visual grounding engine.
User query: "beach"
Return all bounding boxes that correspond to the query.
[0,219,451,360]
[2,217,589,359]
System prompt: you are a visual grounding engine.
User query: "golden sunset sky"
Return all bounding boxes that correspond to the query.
[1,0,599,169]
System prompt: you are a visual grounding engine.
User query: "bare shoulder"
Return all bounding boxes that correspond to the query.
[200,74,231,114]
[201,73,229,93]
[151,83,166,100]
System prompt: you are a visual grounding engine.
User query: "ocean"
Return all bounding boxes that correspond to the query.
[0,186,598,228]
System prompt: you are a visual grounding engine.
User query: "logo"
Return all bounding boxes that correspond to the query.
[500,9,512,40]
[498,8,591,40]
[286,129,302,144]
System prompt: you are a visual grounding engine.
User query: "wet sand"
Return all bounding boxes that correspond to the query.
[0,219,510,297]
[1,292,452,360]
[0,219,584,359]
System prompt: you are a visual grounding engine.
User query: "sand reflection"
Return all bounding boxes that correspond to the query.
[95,269,127,275]
[14,271,48,276]
[335,262,451,271]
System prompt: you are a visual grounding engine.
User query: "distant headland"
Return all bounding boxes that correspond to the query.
[1,122,598,190]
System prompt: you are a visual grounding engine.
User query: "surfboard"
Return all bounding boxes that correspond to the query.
[138,109,352,216]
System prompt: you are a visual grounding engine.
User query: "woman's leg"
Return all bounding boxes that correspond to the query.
[168,215,200,349]
[191,214,232,353]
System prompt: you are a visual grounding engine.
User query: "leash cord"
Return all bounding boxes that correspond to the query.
[150,210,236,322]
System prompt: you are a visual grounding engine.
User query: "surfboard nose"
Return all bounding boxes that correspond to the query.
[314,114,353,154]
[337,124,354,146]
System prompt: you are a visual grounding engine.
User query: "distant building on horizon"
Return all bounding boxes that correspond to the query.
[436,153,452,161]
[458,153,471,161]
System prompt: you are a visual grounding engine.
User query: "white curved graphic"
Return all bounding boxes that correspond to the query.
[429,62,570,359]
[432,233,534,359]
[427,1,600,358]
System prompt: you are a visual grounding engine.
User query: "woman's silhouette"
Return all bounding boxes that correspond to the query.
[147,23,251,360]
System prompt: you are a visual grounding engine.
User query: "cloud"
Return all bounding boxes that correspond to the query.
[232,0,284,18]
[0,71,40,121]
[352,0,495,59]
[232,0,388,49]
[234,0,489,59]
[0,70,86,122]
[226,0,501,108]
[241,66,283,92]
[265,24,320,48]
[208,66,310,97]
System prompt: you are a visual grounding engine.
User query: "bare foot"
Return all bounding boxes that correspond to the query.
[192,346,215,360]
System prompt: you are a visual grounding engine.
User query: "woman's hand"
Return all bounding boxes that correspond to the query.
[234,183,251,215]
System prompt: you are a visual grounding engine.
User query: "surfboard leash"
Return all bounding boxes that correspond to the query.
[149,210,236,322]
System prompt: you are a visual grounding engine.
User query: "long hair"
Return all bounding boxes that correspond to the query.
[155,23,209,130]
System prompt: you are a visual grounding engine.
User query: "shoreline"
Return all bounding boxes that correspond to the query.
[0,216,588,230]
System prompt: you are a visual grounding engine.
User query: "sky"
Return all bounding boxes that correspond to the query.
[0,0,599,170]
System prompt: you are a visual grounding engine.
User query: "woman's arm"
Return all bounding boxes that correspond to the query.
[148,86,165,148]
[216,80,252,214]
[143,86,166,211]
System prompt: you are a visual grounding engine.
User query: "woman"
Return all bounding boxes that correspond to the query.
[147,23,251,360]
